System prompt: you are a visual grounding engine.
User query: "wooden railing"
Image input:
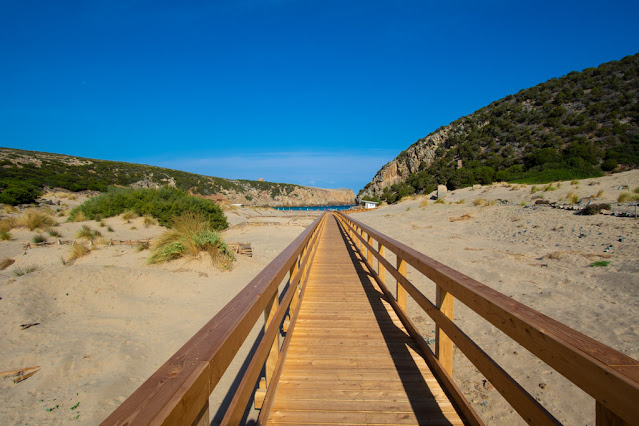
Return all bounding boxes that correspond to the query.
[335,212,639,425]
[101,212,328,426]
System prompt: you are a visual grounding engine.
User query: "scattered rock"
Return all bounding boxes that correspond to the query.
[539,382,547,390]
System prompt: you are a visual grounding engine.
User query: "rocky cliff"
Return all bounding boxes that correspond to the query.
[359,126,454,198]
[0,148,355,207]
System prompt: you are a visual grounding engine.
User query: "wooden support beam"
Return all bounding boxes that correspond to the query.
[378,243,386,285]
[264,291,280,387]
[596,401,629,426]
[193,401,209,426]
[396,256,407,311]
[367,234,373,264]
[436,285,454,376]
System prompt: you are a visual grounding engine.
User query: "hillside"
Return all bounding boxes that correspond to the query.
[360,53,639,203]
[0,148,355,207]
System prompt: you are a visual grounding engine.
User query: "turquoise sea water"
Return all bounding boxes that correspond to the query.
[273,204,356,211]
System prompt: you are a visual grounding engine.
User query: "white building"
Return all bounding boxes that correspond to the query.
[360,200,379,209]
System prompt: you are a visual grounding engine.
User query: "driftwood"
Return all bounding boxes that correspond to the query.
[0,366,40,383]
[228,243,252,257]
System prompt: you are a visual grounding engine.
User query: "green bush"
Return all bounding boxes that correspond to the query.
[0,181,40,205]
[70,187,228,230]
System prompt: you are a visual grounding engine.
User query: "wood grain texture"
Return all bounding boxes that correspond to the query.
[263,215,465,426]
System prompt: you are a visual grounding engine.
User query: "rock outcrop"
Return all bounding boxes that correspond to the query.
[359,126,454,198]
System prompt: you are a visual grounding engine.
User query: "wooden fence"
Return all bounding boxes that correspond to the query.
[101,213,328,425]
[334,212,639,425]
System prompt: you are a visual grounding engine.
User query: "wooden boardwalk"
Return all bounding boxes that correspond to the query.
[103,212,639,426]
[263,215,464,425]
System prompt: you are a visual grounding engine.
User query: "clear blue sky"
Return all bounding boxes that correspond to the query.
[2,1,638,192]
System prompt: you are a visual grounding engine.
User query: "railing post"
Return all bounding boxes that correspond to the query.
[263,290,280,387]
[288,255,301,321]
[367,234,373,264]
[396,256,407,311]
[436,286,454,376]
[378,243,386,285]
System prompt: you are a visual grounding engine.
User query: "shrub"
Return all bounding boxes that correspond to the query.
[634,186,639,194]
[434,199,446,204]
[136,241,150,252]
[419,200,429,207]
[32,234,47,244]
[70,211,87,222]
[594,190,605,198]
[13,264,39,276]
[47,229,62,237]
[473,198,487,206]
[76,225,102,240]
[0,182,40,205]
[0,229,12,241]
[147,212,234,269]
[17,209,56,231]
[530,185,539,194]
[590,260,610,267]
[70,187,228,230]
[581,203,610,215]
[143,216,155,227]
[618,192,639,203]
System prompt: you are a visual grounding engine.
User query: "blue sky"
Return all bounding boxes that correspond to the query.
[1,1,638,192]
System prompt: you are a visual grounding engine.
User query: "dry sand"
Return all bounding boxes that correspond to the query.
[0,200,317,425]
[0,171,637,425]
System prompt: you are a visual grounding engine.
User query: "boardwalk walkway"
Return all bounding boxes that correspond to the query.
[264,215,464,425]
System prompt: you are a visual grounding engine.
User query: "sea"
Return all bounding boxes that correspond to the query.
[273,204,356,212]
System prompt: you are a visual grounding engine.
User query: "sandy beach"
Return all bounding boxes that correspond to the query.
[1,170,638,425]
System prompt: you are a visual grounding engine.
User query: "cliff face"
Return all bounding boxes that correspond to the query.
[0,148,356,207]
[360,126,453,198]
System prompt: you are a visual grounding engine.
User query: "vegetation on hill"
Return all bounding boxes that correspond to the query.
[69,187,228,230]
[0,148,303,205]
[362,53,639,203]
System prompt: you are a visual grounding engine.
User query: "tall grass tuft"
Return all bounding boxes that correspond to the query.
[0,257,15,270]
[148,213,234,269]
[618,192,639,203]
[32,234,47,244]
[13,264,39,276]
[76,225,102,240]
[68,243,90,261]
[17,209,56,231]
[0,229,12,241]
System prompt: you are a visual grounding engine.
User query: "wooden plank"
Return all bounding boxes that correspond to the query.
[267,409,465,425]
[265,215,466,426]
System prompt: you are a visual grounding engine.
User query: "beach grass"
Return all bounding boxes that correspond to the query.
[147,212,234,269]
